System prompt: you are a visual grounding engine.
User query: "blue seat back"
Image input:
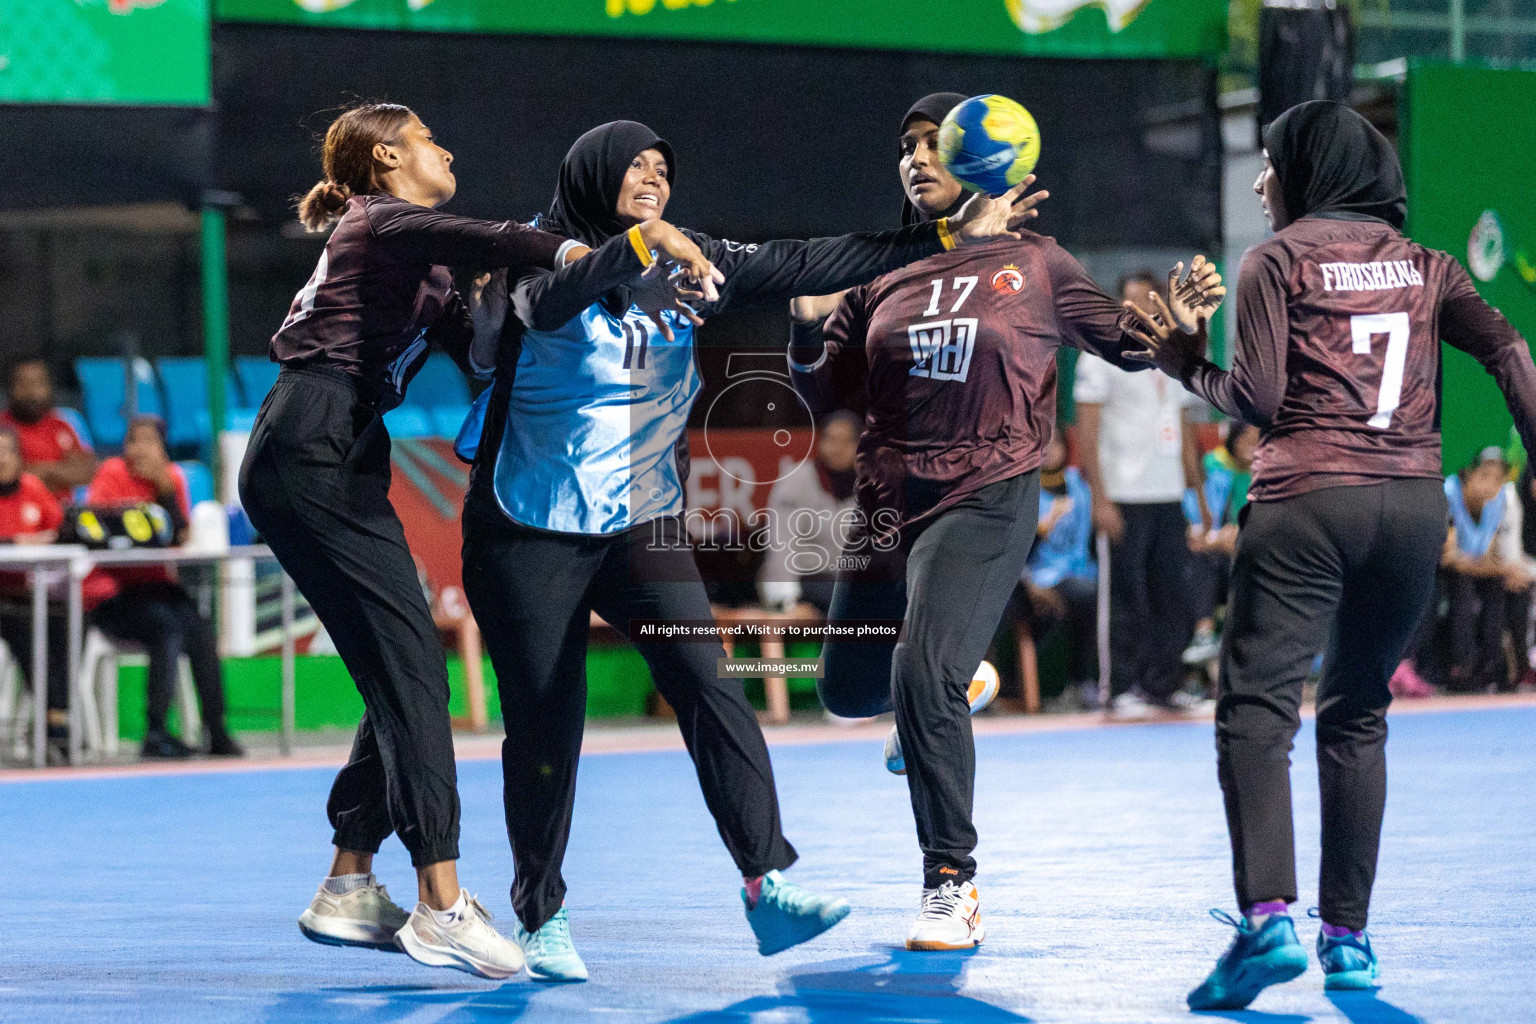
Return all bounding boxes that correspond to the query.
[405,353,471,408]
[430,403,473,439]
[383,406,433,438]
[156,357,209,450]
[177,460,215,507]
[234,356,282,409]
[74,357,165,451]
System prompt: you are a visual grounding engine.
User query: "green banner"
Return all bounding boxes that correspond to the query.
[0,0,210,105]
[1403,61,1536,468]
[214,0,1224,59]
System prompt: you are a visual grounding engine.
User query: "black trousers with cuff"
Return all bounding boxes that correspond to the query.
[817,471,1040,890]
[1217,478,1445,931]
[461,505,798,933]
[239,367,461,868]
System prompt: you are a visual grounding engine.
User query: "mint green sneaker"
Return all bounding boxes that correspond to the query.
[742,870,851,955]
[1187,909,1309,1010]
[1318,927,1380,990]
[512,907,588,983]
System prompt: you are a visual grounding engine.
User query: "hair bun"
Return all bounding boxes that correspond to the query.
[297,179,354,232]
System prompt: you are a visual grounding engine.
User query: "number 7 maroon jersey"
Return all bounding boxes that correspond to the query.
[1182,216,1536,502]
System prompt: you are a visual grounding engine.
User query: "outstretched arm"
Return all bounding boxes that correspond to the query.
[703,179,1049,315]
[368,200,574,271]
[517,222,721,335]
[1126,250,1288,426]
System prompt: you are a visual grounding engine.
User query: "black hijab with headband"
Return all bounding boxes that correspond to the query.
[1261,100,1406,230]
[899,93,969,228]
[539,120,677,249]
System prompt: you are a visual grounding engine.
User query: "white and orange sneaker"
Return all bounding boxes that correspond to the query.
[885,661,1000,775]
[906,879,985,950]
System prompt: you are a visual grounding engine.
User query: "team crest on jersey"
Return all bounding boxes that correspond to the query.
[991,264,1025,294]
[21,504,41,529]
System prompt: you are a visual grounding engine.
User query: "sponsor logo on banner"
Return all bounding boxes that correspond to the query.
[1006,0,1152,33]
[291,0,437,10]
[81,0,169,13]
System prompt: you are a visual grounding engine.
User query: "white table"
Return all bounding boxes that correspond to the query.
[0,545,88,768]
[62,545,297,764]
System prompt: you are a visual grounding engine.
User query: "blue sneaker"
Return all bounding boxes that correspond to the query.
[742,870,851,955]
[511,907,588,983]
[1318,927,1380,990]
[1187,909,1310,1010]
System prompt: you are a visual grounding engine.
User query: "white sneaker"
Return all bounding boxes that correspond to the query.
[1109,690,1156,721]
[394,891,525,979]
[298,876,409,952]
[906,879,985,951]
[886,660,1001,775]
[1161,689,1216,715]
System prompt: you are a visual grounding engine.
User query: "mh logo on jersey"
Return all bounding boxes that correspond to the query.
[908,318,978,382]
[991,264,1025,294]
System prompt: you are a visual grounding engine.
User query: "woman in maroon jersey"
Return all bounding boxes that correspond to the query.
[237,101,716,980]
[786,92,1224,950]
[1127,100,1536,1009]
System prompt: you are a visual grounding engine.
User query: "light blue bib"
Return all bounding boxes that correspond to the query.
[487,303,698,535]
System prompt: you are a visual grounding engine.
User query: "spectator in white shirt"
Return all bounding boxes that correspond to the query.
[1074,271,1209,717]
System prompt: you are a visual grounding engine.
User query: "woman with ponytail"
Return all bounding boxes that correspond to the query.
[240,102,717,980]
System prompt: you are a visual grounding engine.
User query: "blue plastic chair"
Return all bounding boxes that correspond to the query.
[177,460,215,507]
[74,357,165,452]
[234,356,282,409]
[430,404,474,439]
[55,407,95,452]
[383,406,433,438]
[405,353,471,408]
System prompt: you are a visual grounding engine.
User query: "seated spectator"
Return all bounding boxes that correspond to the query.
[758,410,860,613]
[0,425,70,763]
[1182,422,1260,663]
[0,357,96,502]
[1012,432,1098,707]
[82,416,242,759]
[1435,447,1530,692]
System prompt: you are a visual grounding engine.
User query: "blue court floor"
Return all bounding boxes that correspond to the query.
[2,707,1533,1023]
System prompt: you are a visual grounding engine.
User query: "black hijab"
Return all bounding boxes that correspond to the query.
[900,92,969,227]
[1262,100,1406,230]
[540,120,677,249]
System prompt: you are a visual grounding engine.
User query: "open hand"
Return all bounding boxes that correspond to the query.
[638,220,725,305]
[1166,255,1225,332]
[1123,290,1207,378]
[631,261,708,342]
[949,176,1049,247]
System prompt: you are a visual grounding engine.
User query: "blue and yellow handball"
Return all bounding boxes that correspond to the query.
[937,94,1041,195]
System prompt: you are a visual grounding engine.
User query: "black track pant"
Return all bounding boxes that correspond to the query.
[1105,501,1192,700]
[461,508,797,933]
[93,582,228,737]
[239,367,459,868]
[817,472,1040,889]
[1218,479,1445,931]
[0,605,68,713]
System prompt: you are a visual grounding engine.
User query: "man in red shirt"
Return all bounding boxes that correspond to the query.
[85,416,241,759]
[0,424,70,763]
[1,357,97,502]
